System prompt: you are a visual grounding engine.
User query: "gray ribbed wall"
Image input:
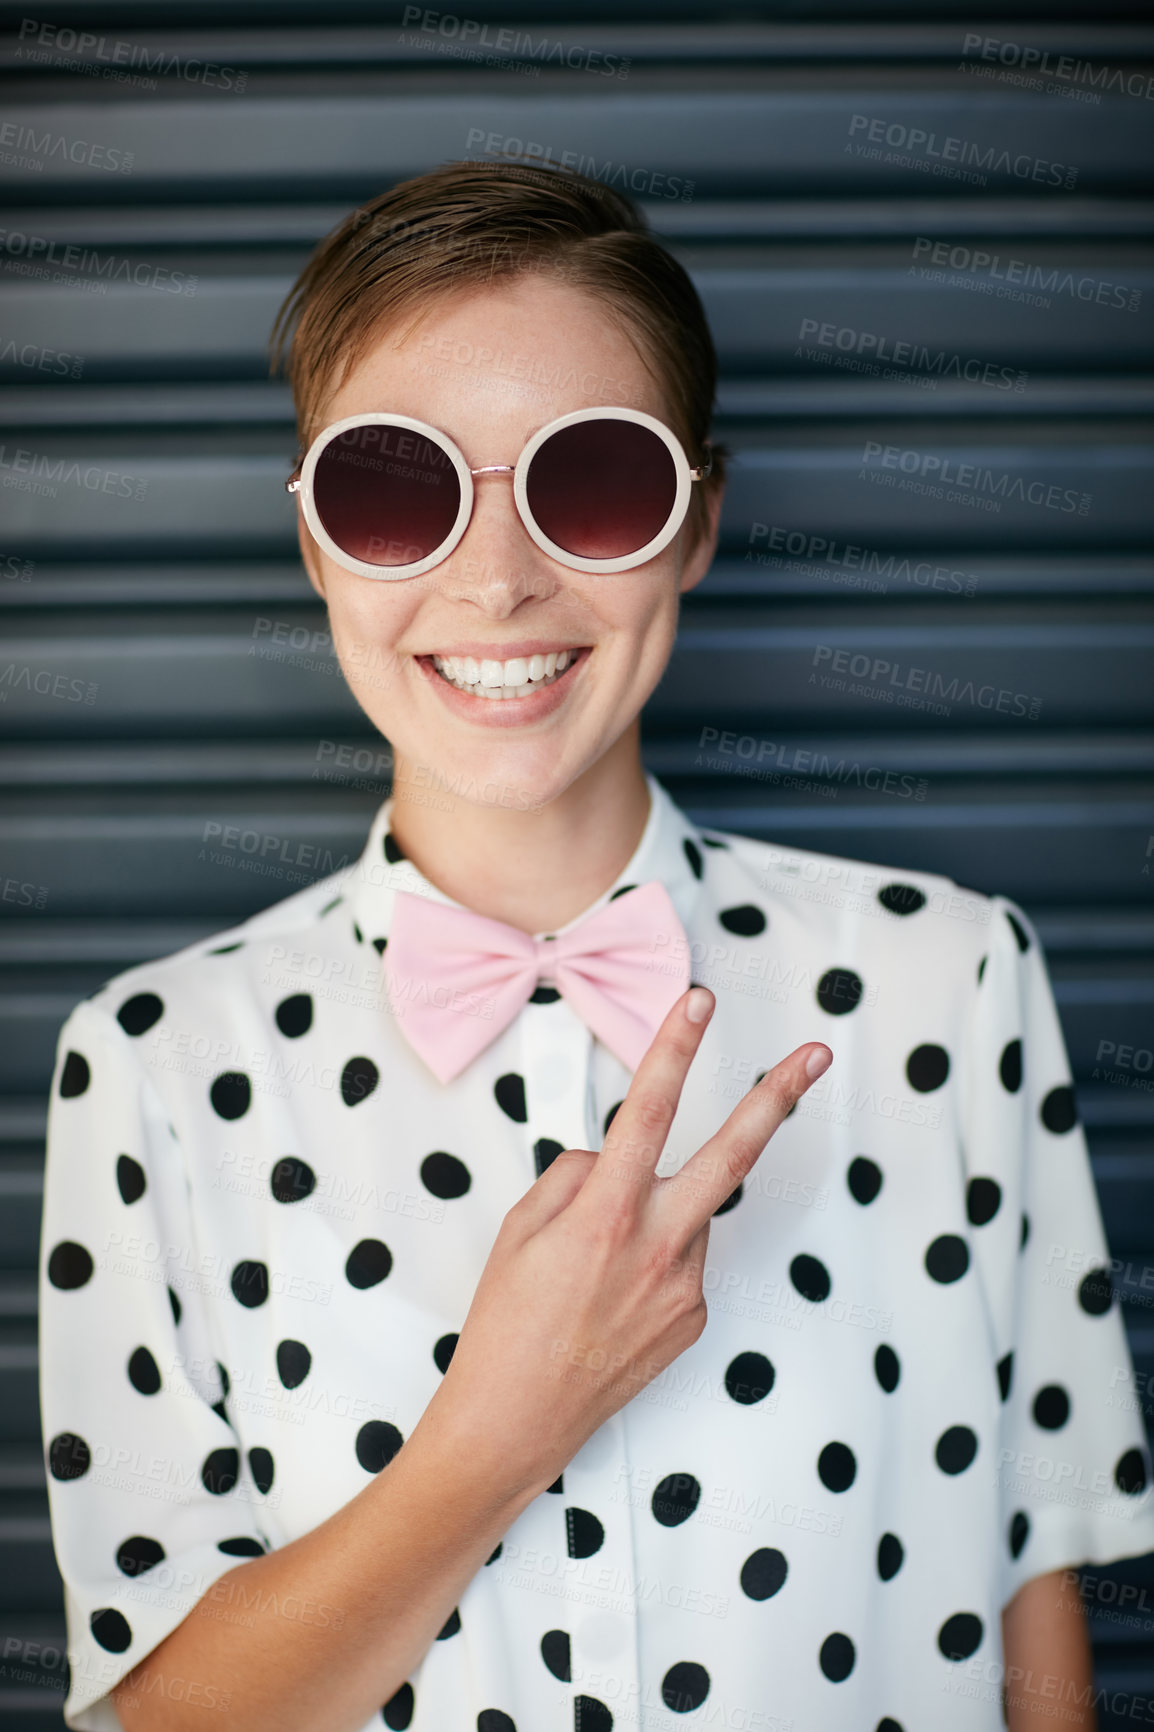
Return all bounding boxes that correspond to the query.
[1,4,1152,1727]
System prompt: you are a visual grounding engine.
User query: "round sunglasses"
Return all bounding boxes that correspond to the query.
[286,406,712,579]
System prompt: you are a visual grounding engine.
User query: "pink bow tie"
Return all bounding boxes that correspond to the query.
[382,881,691,1085]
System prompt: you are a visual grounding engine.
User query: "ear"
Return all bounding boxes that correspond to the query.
[296,511,327,602]
[677,475,725,596]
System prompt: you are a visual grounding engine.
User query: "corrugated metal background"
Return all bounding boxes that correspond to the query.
[1,3,1152,1726]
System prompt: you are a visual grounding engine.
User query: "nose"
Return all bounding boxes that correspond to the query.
[435,466,560,613]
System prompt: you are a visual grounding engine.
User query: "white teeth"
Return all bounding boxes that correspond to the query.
[430,649,585,698]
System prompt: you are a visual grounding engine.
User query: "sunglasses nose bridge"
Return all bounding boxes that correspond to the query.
[468,464,516,479]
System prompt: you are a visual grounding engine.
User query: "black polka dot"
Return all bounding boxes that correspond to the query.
[1006,909,1031,952]
[534,1138,564,1176]
[477,1713,515,1732]
[999,1039,1022,1093]
[436,1608,460,1639]
[683,838,704,879]
[128,1346,161,1395]
[652,1473,701,1527]
[713,1181,742,1217]
[494,1073,527,1122]
[91,1608,132,1653]
[116,1535,165,1577]
[433,1333,458,1374]
[486,1543,502,1564]
[1078,1266,1114,1315]
[702,834,729,849]
[719,905,766,937]
[49,1432,90,1481]
[603,1101,623,1136]
[819,1633,855,1681]
[938,1613,983,1661]
[966,1178,1001,1226]
[925,1235,969,1283]
[662,1661,710,1711]
[383,832,405,863]
[371,936,387,956]
[790,1254,831,1303]
[275,993,313,1038]
[574,1697,612,1732]
[210,1071,251,1120]
[565,1507,604,1558]
[208,940,244,954]
[875,1344,900,1392]
[47,1240,93,1289]
[877,1533,903,1580]
[818,1442,856,1493]
[1033,1384,1071,1430]
[346,1239,393,1288]
[878,883,925,916]
[248,1447,275,1494]
[847,1157,882,1204]
[997,1351,1013,1401]
[724,1350,775,1404]
[1117,1449,1148,1496]
[117,993,164,1036]
[270,1156,316,1203]
[541,1629,570,1681]
[356,1421,403,1475]
[978,954,987,984]
[382,1682,414,1729]
[609,883,638,902]
[420,1152,471,1199]
[547,1474,564,1494]
[935,1426,977,1475]
[1041,1085,1077,1133]
[740,1547,787,1600]
[202,1448,239,1495]
[1020,1212,1030,1250]
[529,984,561,1004]
[231,1260,269,1308]
[276,1340,311,1389]
[1009,1510,1029,1558]
[218,1536,264,1557]
[907,1044,949,1092]
[816,968,863,1016]
[877,1721,904,1732]
[168,1285,181,1325]
[353,922,364,945]
[341,1056,379,1107]
[116,1154,146,1205]
[59,1051,90,1097]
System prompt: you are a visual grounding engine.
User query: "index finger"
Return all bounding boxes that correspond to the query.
[661,1042,833,1231]
[585,985,718,1210]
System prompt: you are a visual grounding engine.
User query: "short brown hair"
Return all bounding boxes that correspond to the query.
[270,158,725,544]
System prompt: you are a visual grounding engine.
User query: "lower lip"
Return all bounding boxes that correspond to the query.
[414,649,590,726]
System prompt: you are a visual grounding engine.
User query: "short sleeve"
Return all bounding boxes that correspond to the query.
[959,892,1154,1611]
[39,997,268,1730]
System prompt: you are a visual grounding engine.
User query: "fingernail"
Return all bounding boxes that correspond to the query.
[686,987,713,1024]
[805,1045,832,1080]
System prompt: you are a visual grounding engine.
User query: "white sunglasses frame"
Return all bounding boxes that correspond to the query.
[286,405,712,580]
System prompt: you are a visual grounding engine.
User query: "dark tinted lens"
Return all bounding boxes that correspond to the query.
[313,422,460,566]
[526,418,678,560]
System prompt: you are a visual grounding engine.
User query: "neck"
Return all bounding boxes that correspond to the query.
[386,726,652,934]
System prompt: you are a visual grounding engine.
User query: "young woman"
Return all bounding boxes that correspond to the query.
[41,162,1153,1732]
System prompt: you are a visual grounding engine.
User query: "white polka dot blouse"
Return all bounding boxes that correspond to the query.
[40,772,1154,1731]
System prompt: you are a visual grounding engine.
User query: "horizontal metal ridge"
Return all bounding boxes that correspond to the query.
[1,198,1151,247]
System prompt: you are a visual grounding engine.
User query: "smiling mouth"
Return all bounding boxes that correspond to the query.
[426,647,590,700]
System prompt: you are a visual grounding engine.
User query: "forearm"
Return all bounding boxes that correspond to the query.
[1001,1568,1097,1731]
[113,1389,544,1732]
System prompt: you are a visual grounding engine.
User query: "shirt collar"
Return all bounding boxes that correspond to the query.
[342,770,706,949]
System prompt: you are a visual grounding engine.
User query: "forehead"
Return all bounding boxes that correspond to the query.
[317,274,671,458]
